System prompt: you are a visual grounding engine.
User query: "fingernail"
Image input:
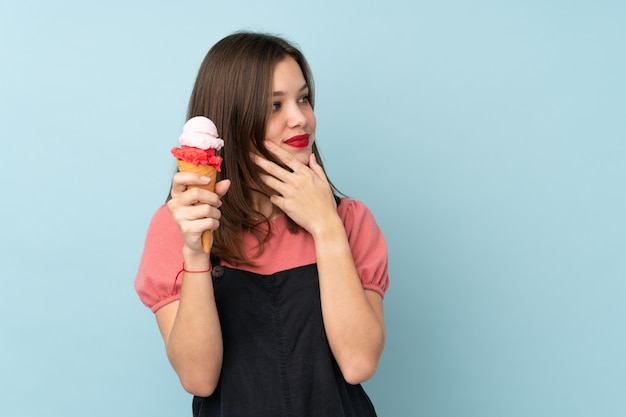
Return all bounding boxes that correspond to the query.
[264,141,273,148]
[200,176,210,182]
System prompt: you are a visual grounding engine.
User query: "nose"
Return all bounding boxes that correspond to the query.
[287,103,307,129]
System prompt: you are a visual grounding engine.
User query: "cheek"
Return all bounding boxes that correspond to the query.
[264,120,279,141]
[307,112,317,134]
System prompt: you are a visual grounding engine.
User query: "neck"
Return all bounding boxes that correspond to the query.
[251,191,280,220]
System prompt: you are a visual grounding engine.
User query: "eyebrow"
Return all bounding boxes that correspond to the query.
[272,83,309,97]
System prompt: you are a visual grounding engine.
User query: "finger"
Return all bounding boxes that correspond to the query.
[173,171,212,186]
[191,203,222,221]
[215,179,231,197]
[171,172,211,197]
[308,153,328,180]
[179,217,221,239]
[178,186,221,207]
[172,203,222,224]
[250,153,293,182]
[258,173,288,196]
[263,141,304,173]
[269,194,286,211]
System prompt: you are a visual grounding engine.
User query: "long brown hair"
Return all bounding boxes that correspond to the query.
[179,32,340,265]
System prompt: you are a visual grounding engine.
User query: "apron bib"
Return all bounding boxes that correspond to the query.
[192,264,377,417]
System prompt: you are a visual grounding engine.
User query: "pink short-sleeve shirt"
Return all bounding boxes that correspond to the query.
[134,198,390,312]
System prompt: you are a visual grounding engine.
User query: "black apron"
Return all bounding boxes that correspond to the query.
[192,264,377,417]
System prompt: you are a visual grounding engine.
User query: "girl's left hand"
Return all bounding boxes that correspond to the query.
[252,141,338,236]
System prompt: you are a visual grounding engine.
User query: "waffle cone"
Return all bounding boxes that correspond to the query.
[176,159,218,253]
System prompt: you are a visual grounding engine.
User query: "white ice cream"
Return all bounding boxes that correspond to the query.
[178,116,224,150]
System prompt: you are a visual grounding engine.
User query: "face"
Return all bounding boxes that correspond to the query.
[265,56,316,165]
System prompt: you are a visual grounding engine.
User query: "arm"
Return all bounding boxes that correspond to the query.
[253,142,386,384]
[313,218,386,384]
[155,174,231,396]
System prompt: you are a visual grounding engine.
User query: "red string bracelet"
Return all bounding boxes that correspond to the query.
[173,263,213,290]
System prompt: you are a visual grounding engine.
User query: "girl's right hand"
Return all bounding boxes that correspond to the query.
[166,172,231,253]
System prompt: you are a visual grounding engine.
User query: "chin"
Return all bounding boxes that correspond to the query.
[296,153,312,165]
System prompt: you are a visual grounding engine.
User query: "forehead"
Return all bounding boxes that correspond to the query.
[272,56,306,89]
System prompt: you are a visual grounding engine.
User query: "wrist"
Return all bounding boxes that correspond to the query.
[182,245,211,269]
[310,214,345,242]
[173,248,212,289]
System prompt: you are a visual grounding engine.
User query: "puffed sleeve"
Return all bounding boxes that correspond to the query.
[134,204,185,312]
[337,199,390,298]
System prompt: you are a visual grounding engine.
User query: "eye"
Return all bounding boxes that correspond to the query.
[298,95,310,104]
[272,102,282,112]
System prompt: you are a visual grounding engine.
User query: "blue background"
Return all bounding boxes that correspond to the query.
[1,1,625,416]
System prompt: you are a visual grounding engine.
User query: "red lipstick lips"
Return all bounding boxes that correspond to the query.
[284,134,310,148]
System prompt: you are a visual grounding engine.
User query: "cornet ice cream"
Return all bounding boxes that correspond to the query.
[171,116,224,252]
